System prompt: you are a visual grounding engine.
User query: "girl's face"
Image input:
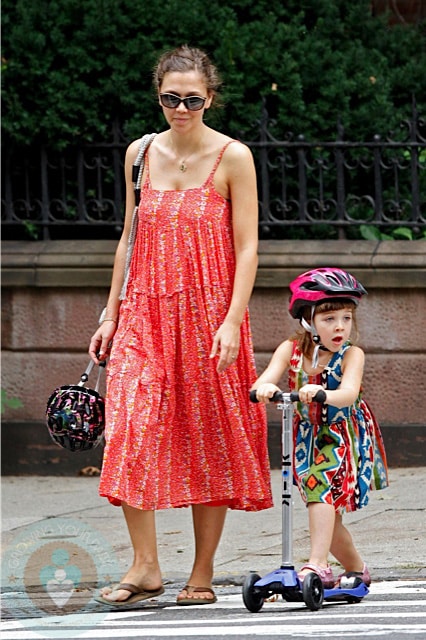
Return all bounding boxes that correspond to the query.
[158,70,213,131]
[313,307,353,352]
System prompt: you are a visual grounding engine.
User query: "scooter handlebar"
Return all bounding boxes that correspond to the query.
[249,389,326,404]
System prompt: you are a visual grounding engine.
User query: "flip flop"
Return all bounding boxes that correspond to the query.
[176,585,217,606]
[95,582,164,607]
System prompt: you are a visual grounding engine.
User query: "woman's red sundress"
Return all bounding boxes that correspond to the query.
[98,142,273,512]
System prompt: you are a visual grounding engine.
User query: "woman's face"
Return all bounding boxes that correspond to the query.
[158,70,212,131]
[313,307,353,352]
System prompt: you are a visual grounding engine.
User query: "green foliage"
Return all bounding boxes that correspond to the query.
[2,0,425,148]
[22,221,40,239]
[359,225,426,241]
[1,388,23,414]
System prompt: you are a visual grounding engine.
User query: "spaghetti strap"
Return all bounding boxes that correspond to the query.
[205,141,237,187]
[143,152,152,189]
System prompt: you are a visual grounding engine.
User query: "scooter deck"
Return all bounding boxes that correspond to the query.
[324,582,369,602]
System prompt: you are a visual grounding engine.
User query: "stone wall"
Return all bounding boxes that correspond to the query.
[2,239,425,472]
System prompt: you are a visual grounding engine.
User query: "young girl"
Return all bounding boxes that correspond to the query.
[253,267,388,587]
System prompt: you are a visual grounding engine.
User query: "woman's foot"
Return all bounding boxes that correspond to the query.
[96,583,164,606]
[176,585,217,605]
[177,560,216,605]
[99,566,163,603]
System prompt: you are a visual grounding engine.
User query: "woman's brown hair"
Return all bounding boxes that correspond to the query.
[153,45,222,102]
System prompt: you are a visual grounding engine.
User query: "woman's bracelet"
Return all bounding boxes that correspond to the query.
[98,307,118,325]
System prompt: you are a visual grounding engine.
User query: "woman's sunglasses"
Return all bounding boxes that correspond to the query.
[159,93,207,111]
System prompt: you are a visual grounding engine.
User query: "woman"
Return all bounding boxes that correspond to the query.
[89,44,272,606]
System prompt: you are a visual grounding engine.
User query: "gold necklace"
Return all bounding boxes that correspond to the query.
[170,135,203,172]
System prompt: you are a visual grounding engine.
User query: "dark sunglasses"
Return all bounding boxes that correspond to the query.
[159,93,207,111]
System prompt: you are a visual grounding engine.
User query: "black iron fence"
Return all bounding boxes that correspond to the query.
[2,102,425,241]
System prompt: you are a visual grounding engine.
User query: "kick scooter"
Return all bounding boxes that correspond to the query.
[242,389,369,612]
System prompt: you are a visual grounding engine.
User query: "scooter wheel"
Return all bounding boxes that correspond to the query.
[302,572,324,611]
[242,573,264,613]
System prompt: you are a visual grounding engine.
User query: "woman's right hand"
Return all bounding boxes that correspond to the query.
[89,321,117,364]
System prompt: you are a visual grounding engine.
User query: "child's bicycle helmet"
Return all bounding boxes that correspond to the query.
[289,268,367,319]
[45,361,105,452]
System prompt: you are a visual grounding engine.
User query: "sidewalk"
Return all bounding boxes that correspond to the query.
[2,467,425,596]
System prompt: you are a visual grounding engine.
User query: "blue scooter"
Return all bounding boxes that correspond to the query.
[242,390,369,612]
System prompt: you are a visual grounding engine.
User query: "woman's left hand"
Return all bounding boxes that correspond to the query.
[210,320,240,372]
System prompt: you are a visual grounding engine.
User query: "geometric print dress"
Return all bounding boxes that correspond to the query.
[288,341,388,513]
[98,143,273,513]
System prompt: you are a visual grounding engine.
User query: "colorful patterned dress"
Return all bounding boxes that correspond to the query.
[289,341,388,513]
[98,142,273,512]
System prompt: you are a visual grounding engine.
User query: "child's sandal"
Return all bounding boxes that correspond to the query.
[298,563,335,588]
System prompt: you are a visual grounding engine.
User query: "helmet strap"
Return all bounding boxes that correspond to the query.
[300,309,328,368]
[301,316,313,334]
[311,344,321,369]
[301,308,320,344]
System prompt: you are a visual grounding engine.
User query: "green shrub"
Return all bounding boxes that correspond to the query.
[2,0,425,148]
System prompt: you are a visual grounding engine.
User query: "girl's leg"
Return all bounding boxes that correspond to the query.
[299,502,335,577]
[330,513,364,572]
[101,504,162,602]
[177,504,228,602]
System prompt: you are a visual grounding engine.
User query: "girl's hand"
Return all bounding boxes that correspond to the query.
[210,320,240,373]
[298,384,326,404]
[254,383,281,404]
[89,321,117,364]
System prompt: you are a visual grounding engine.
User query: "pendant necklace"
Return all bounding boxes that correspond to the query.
[170,134,203,172]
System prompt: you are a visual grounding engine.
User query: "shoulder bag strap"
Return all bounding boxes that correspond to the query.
[119,132,157,300]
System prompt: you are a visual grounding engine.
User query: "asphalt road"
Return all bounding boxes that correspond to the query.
[2,579,426,639]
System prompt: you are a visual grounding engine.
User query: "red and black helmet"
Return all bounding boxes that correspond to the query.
[289,268,367,319]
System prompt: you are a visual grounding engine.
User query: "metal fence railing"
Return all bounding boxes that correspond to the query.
[2,103,425,241]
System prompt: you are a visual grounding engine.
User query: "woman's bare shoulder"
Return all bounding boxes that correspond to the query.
[222,138,252,161]
[125,138,143,164]
[204,128,250,158]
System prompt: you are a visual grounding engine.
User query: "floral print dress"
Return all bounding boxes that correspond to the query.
[98,143,273,512]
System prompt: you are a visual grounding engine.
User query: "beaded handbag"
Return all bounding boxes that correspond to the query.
[45,360,106,452]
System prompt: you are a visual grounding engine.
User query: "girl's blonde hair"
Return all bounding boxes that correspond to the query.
[291,300,359,358]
